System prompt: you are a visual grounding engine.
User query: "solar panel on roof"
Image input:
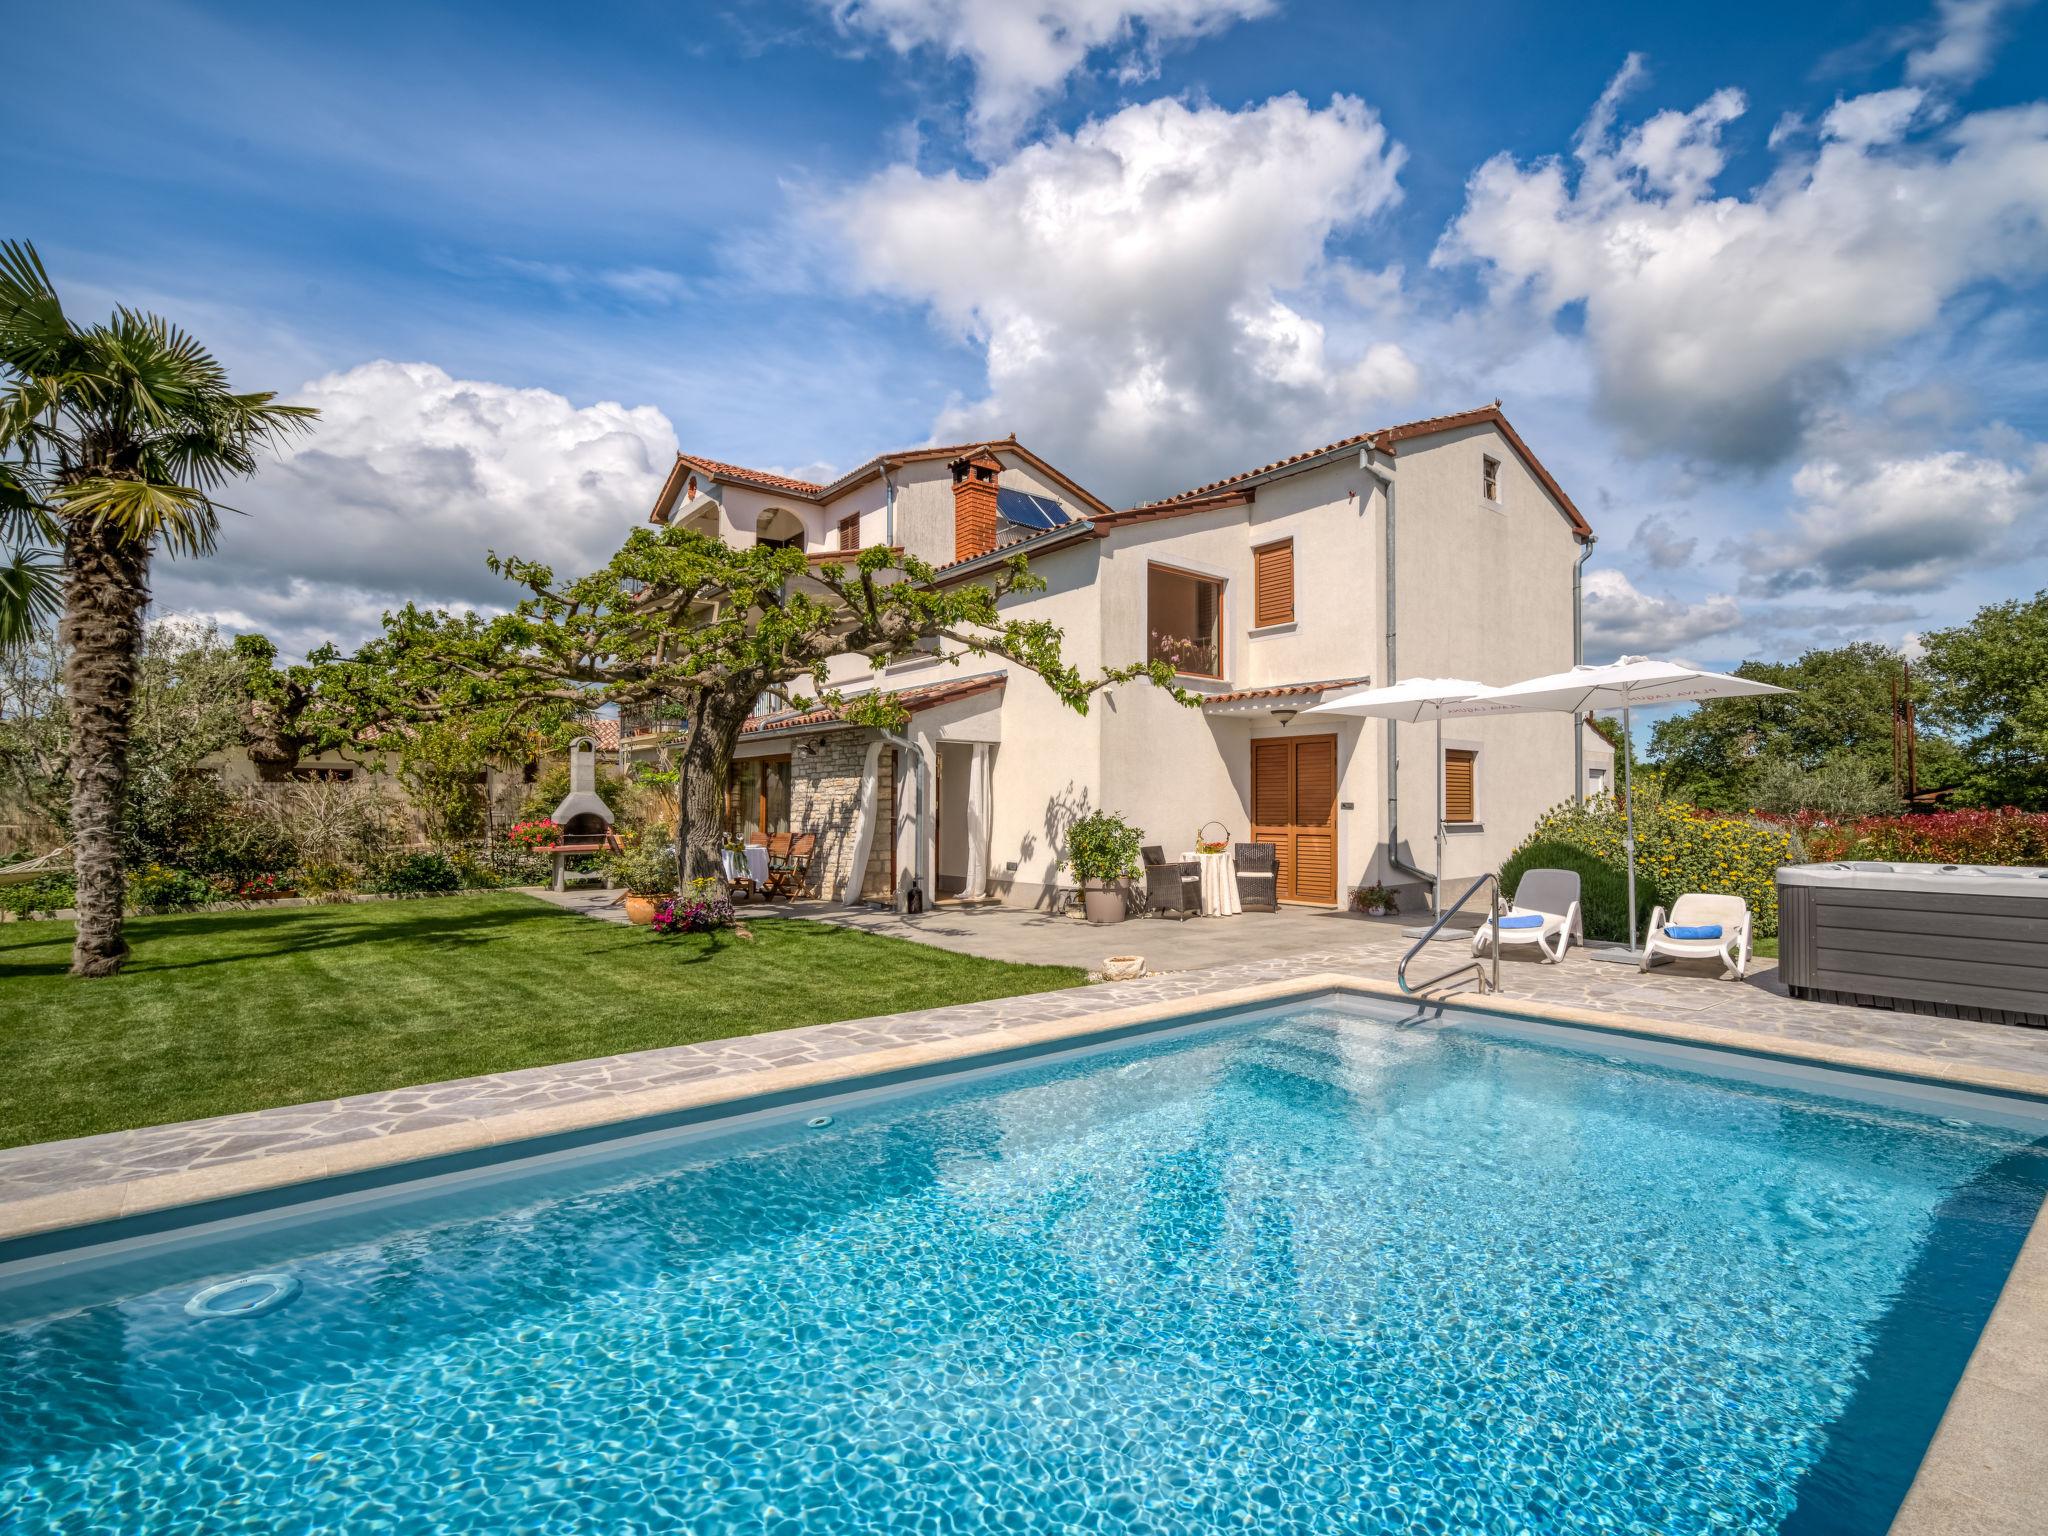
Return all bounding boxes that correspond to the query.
[995,488,1073,531]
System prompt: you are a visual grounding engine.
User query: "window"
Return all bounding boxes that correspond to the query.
[1147,564,1224,677]
[1252,538,1294,628]
[839,512,861,551]
[1481,455,1501,503]
[728,756,791,841]
[1443,748,1477,825]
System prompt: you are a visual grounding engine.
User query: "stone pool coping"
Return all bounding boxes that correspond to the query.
[4,972,2045,1531]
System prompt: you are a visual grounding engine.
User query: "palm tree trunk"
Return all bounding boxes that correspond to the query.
[61,518,149,977]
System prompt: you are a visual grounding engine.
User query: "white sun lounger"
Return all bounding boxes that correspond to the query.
[1472,868,1582,964]
[1641,893,1752,980]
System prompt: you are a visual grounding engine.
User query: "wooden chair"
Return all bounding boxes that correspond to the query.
[766,831,816,901]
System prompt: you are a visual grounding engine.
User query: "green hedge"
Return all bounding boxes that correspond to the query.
[1507,794,1798,937]
[1499,839,1661,944]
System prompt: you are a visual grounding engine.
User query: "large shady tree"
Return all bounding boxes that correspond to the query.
[337,525,1191,892]
[0,240,316,975]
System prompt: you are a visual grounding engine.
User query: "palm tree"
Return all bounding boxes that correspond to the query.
[0,464,60,648]
[0,241,316,975]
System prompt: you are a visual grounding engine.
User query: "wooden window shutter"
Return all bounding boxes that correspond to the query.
[839,513,861,551]
[1253,539,1294,627]
[1443,749,1477,824]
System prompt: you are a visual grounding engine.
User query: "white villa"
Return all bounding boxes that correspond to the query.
[635,405,1613,913]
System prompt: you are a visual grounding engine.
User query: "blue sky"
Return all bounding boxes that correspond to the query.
[8,0,2048,669]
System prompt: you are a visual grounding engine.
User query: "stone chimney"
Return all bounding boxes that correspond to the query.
[951,450,1002,563]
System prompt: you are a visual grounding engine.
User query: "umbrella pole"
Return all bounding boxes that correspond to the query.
[1434,717,1445,918]
[1622,701,1638,953]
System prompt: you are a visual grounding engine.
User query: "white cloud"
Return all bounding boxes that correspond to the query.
[151,361,676,656]
[1743,442,2048,594]
[1629,515,1699,571]
[1434,56,2048,465]
[1906,0,2027,87]
[829,93,1416,502]
[1581,567,1742,659]
[830,0,1274,146]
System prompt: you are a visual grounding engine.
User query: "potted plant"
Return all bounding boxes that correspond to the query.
[603,837,681,924]
[1349,882,1399,916]
[1065,810,1142,925]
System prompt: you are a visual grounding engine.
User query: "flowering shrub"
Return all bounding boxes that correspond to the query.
[293,861,357,899]
[651,878,736,935]
[507,818,560,853]
[213,871,296,902]
[128,865,218,912]
[1512,793,1799,937]
[1772,808,2048,866]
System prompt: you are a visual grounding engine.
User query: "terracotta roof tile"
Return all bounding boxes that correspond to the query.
[1109,404,1592,540]
[652,439,1115,523]
[672,454,827,498]
[1200,676,1371,706]
[739,672,1008,736]
[579,717,621,752]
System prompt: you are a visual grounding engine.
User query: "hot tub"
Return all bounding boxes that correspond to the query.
[1777,862,2048,1028]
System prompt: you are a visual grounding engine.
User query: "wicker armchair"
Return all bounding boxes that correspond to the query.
[1145,859,1202,920]
[1234,841,1278,912]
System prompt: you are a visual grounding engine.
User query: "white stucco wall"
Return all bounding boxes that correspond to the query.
[1378,425,1589,893]
[701,420,1596,911]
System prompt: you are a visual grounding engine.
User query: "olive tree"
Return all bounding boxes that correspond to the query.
[336,525,1189,894]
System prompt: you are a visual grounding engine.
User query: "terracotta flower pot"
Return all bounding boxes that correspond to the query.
[1081,880,1127,925]
[623,894,660,925]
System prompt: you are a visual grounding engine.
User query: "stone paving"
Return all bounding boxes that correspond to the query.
[7,908,2048,1214]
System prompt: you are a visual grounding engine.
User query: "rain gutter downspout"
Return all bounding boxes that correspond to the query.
[1361,444,1433,894]
[1573,534,1598,805]
[883,466,897,549]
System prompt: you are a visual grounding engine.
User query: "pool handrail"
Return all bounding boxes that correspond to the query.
[1398,872,1501,996]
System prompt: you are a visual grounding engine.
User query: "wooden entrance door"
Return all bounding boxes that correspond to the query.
[1250,735,1339,905]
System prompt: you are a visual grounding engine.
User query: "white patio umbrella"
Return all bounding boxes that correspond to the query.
[1302,677,1492,920]
[1445,657,1792,957]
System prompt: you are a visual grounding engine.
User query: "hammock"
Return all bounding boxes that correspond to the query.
[0,845,70,887]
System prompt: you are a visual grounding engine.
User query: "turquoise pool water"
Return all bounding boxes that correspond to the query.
[3,1001,2045,1534]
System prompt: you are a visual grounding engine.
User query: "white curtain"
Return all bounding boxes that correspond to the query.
[962,743,993,900]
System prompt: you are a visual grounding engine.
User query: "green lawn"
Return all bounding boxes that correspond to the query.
[1754,936,1779,959]
[0,894,1085,1149]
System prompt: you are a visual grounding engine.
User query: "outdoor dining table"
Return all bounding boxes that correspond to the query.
[721,845,771,886]
[1181,849,1241,917]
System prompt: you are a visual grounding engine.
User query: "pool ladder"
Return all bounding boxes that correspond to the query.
[1397,873,1502,997]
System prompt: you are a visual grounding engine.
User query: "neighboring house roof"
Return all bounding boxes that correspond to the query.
[1100,404,1593,541]
[579,717,621,752]
[1200,676,1372,712]
[651,438,1117,524]
[737,671,1008,737]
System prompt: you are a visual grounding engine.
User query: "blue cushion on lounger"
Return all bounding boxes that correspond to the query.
[1664,924,1723,940]
[1497,913,1544,929]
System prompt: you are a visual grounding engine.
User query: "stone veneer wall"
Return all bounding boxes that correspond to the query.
[788,729,877,901]
[862,750,896,900]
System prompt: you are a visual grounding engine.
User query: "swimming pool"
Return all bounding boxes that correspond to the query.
[3,994,2045,1534]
